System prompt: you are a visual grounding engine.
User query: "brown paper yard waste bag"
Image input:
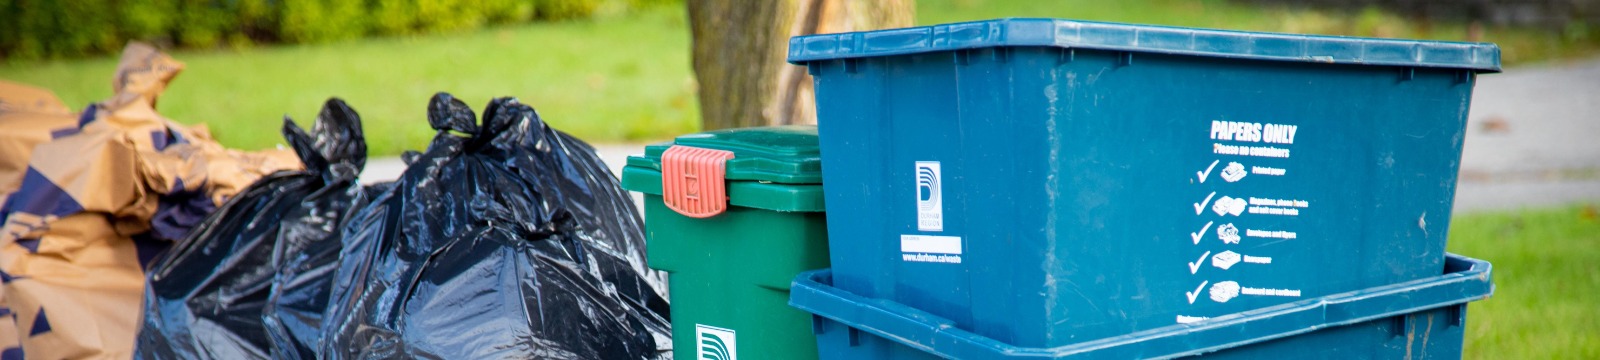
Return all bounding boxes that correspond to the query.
[0,80,77,360]
[0,43,299,359]
[0,80,75,209]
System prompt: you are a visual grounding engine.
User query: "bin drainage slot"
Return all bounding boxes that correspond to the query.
[1450,303,1465,327]
[848,327,862,347]
[1117,52,1134,67]
[1391,314,1411,338]
[1058,48,1075,64]
[812,315,826,335]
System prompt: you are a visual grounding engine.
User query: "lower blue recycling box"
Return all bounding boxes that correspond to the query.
[790,254,1492,359]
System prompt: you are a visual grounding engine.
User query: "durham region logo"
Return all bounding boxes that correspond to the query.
[915,161,943,231]
[696,324,736,360]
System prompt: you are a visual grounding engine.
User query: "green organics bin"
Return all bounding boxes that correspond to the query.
[620,125,827,360]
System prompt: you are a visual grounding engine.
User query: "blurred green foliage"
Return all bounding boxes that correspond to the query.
[281,0,365,43]
[0,0,649,59]
[535,0,599,20]
[0,0,120,58]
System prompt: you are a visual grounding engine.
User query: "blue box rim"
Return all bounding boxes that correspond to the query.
[788,253,1493,359]
[787,18,1501,73]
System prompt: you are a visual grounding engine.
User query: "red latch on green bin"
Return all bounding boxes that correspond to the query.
[661,145,736,218]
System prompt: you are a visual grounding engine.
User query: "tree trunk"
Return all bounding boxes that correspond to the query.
[688,0,914,130]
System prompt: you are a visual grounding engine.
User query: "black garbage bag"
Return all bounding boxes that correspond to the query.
[319,93,670,359]
[135,99,377,359]
[260,105,396,360]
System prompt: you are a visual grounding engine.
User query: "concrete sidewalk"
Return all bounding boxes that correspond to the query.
[1455,56,1600,212]
[361,57,1600,214]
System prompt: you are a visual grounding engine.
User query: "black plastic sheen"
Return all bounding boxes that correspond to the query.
[135,99,378,359]
[316,93,670,359]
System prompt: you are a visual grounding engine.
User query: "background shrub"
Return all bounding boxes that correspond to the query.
[281,0,367,43]
[1,0,121,58]
[0,0,676,59]
[535,0,600,20]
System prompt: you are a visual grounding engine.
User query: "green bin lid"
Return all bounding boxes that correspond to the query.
[621,125,824,212]
[625,125,822,184]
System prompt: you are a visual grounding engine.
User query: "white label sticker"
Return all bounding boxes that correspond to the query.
[915,161,943,231]
[901,235,963,263]
[695,324,737,360]
[901,234,962,254]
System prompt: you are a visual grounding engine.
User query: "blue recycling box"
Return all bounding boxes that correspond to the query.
[790,254,1494,359]
[788,18,1499,346]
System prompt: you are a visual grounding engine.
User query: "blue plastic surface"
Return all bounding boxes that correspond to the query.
[789,18,1500,72]
[792,18,1497,347]
[790,254,1493,359]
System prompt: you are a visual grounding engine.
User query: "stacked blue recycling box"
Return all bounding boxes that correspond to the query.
[786,18,1499,359]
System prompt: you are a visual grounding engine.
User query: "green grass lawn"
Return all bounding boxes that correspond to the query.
[0,7,699,155]
[2,0,1595,156]
[1447,204,1600,358]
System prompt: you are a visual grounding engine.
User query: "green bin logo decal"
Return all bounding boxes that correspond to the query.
[696,324,737,360]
